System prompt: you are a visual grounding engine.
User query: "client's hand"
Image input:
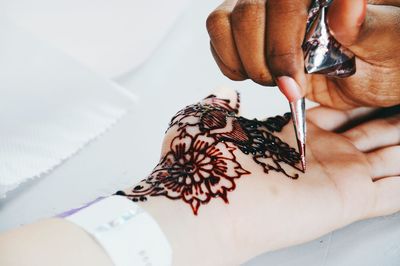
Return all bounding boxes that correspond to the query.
[118,87,400,265]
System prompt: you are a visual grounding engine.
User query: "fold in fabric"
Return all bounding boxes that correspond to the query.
[0,20,137,197]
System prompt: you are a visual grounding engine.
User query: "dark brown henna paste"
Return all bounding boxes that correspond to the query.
[116,93,301,215]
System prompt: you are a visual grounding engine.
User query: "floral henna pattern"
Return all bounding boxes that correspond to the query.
[116,92,301,215]
[117,134,249,214]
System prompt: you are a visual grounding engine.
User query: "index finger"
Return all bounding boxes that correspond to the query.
[266,0,311,95]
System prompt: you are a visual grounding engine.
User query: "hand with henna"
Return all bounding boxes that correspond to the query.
[1,87,399,265]
[116,87,400,265]
[206,0,400,109]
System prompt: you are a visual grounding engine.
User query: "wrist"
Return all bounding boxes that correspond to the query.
[118,186,240,266]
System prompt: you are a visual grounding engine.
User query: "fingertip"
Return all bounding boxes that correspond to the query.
[328,0,367,47]
[267,55,307,100]
[203,86,241,113]
[210,86,239,102]
[276,76,303,102]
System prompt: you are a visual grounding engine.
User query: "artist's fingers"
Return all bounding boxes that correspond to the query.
[202,86,241,113]
[367,146,400,180]
[207,0,247,81]
[329,2,400,57]
[368,176,400,217]
[210,44,245,81]
[265,0,310,97]
[342,114,400,152]
[231,0,273,85]
[307,106,376,131]
[327,0,367,47]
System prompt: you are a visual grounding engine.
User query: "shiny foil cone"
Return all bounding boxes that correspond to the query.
[303,0,356,78]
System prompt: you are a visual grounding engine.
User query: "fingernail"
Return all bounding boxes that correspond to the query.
[276,76,303,102]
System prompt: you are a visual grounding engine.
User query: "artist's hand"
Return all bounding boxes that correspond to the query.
[120,88,400,265]
[206,0,400,109]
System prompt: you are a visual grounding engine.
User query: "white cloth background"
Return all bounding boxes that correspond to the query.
[1,0,191,78]
[0,0,192,196]
[0,20,137,197]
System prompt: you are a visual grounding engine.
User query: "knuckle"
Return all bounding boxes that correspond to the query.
[385,116,400,142]
[371,152,386,168]
[386,115,400,129]
[362,87,400,107]
[249,71,274,85]
[217,62,247,81]
[267,0,308,17]
[345,127,370,146]
[210,46,246,81]
[206,10,230,37]
[222,69,247,81]
[231,0,265,28]
[267,49,301,77]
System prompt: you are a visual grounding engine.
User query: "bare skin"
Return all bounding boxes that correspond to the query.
[0,88,399,266]
[121,87,400,264]
[206,0,400,108]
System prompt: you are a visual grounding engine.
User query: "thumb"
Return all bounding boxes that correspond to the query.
[328,0,400,56]
[327,0,367,47]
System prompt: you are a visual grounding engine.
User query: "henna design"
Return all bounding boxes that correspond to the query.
[116,93,301,215]
[117,134,249,214]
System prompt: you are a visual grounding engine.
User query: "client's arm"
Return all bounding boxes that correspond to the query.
[0,87,399,266]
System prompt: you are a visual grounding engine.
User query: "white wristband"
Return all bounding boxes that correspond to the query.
[65,196,172,266]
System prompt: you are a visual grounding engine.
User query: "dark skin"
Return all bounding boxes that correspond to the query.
[206,0,400,109]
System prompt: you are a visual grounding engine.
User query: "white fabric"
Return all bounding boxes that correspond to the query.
[0,20,137,197]
[66,196,172,266]
[1,0,191,78]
